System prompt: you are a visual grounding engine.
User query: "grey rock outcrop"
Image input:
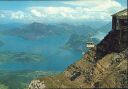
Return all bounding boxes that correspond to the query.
[28,80,46,89]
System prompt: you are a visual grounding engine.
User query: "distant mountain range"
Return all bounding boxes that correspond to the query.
[63,22,112,52]
[1,22,98,40]
[98,22,112,33]
[0,22,111,52]
[63,33,100,52]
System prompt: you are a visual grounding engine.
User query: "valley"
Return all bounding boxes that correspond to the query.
[0,21,110,89]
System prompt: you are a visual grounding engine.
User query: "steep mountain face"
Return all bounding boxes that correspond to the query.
[96,30,128,60]
[28,28,128,88]
[63,22,111,52]
[64,33,100,52]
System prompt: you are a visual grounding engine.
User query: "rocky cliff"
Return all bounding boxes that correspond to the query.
[28,29,128,89]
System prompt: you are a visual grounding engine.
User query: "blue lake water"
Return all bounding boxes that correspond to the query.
[0,34,82,71]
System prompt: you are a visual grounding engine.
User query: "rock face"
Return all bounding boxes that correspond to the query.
[28,29,128,88]
[96,30,128,60]
[28,80,46,89]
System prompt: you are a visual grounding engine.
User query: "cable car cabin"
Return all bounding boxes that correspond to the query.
[112,9,128,31]
[86,42,95,48]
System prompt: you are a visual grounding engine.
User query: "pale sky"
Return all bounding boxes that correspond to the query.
[0,0,127,23]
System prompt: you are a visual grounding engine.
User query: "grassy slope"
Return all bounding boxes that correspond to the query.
[38,49,127,88]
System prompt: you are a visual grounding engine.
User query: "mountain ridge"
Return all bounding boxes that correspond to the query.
[0,22,110,40]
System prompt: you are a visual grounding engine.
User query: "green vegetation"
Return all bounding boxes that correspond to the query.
[0,83,8,89]
[0,51,60,89]
[0,70,60,89]
[0,51,44,64]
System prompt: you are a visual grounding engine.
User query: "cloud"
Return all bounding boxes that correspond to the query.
[11,11,25,20]
[0,10,26,20]
[0,0,125,23]
[30,9,42,17]
[0,14,5,18]
[63,0,124,14]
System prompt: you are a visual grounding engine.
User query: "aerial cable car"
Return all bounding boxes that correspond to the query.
[86,34,95,48]
[81,34,95,55]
